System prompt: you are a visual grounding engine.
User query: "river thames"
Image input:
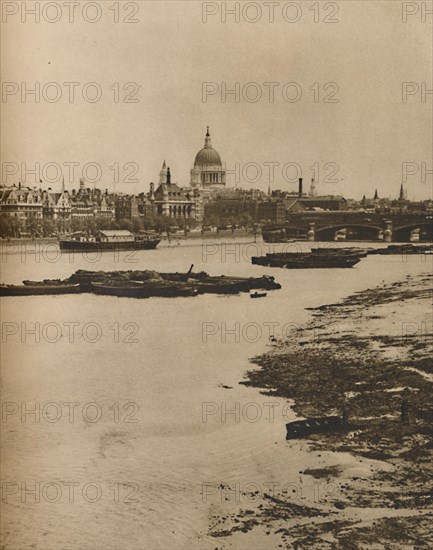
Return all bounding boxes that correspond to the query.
[1,238,431,549]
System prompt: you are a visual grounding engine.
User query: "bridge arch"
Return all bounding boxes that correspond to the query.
[393,222,433,242]
[315,224,383,241]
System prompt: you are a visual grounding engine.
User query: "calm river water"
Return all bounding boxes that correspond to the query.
[1,238,430,549]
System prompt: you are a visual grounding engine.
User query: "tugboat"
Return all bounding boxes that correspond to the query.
[59,230,160,251]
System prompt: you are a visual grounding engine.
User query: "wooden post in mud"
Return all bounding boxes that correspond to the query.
[401,388,410,423]
[342,405,349,425]
[401,399,409,423]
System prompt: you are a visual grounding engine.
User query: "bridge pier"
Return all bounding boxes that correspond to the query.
[307,223,315,241]
[410,228,420,242]
[384,222,393,243]
[335,228,347,241]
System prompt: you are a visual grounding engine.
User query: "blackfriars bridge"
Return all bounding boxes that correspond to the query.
[262,211,433,242]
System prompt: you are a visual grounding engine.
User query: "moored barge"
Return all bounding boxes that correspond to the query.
[59,230,160,251]
[0,283,81,297]
[252,249,364,268]
[367,244,433,255]
[1,268,281,298]
[91,282,199,298]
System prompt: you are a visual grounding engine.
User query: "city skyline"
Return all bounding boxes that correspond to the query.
[1,1,432,200]
[2,123,431,202]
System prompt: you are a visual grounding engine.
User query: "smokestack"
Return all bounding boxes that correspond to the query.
[298,177,303,198]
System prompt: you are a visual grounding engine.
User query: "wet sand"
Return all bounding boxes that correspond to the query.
[212,272,432,548]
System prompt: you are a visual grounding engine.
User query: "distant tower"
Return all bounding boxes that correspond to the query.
[79,178,85,192]
[309,178,317,197]
[149,182,155,201]
[267,185,271,196]
[159,160,168,185]
[399,183,405,201]
[167,167,171,185]
[373,189,379,200]
[61,176,65,194]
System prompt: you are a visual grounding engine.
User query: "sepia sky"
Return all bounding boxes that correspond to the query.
[1,0,432,199]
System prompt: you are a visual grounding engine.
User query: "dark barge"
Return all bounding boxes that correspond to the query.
[252,249,365,269]
[0,283,81,296]
[1,267,281,298]
[91,282,199,298]
[367,244,433,255]
[59,230,160,251]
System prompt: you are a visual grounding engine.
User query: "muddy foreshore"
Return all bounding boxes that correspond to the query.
[211,272,432,548]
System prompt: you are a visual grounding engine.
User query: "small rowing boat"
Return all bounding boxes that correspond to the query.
[250,291,267,298]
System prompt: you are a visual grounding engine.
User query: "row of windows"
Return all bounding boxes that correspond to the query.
[201,173,224,184]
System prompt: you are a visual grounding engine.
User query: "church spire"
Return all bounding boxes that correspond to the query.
[159,160,168,184]
[204,126,212,148]
[399,183,405,200]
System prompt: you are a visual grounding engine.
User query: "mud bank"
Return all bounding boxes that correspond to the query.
[211,272,432,548]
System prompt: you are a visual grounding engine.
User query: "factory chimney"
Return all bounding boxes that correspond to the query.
[298,177,303,198]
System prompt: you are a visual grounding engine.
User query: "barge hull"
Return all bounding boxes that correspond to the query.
[91,283,198,298]
[59,240,160,251]
[0,284,81,297]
